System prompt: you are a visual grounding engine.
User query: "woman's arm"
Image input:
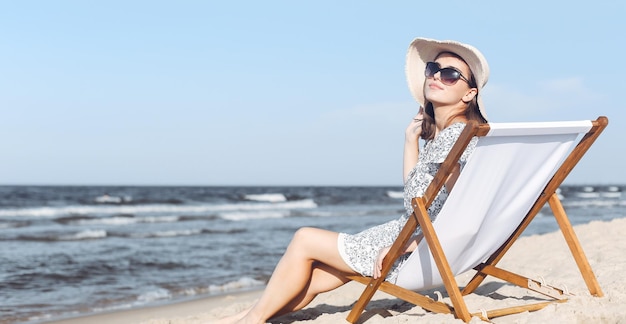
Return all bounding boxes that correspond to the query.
[403,107,424,183]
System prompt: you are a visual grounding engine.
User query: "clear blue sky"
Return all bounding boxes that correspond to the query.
[1,1,624,186]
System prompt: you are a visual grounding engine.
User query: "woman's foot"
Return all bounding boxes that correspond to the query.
[213,307,250,324]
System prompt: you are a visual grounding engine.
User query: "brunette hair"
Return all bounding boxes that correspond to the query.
[420,52,487,141]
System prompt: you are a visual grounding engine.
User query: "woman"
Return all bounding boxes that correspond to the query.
[218,37,490,324]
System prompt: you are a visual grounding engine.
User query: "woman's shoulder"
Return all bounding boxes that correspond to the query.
[435,122,466,141]
[444,122,479,161]
[443,122,467,133]
[425,122,476,163]
[424,122,468,147]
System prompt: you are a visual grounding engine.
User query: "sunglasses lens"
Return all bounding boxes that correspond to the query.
[424,62,438,77]
[424,62,461,85]
[439,68,461,85]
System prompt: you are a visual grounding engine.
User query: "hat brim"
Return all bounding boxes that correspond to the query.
[406,38,489,121]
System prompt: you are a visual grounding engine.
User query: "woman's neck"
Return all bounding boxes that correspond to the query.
[433,104,467,132]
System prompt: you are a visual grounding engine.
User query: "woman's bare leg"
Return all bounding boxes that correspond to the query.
[235,227,356,324]
[216,261,349,323]
[215,306,252,324]
[273,261,350,317]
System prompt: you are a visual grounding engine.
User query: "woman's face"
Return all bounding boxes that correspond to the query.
[424,53,476,108]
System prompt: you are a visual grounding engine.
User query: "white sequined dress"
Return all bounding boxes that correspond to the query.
[337,122,477,282]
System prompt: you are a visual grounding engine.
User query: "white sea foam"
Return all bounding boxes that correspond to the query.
[61,230,107,241]
[575,192,601,198]
[84,289,172,315]
[75,215,179,226]
[131,229,203,238]
[563,199,625,208]
[208,277,264,294]
[0,199,318,218]
[94,195,132,204]
[600,192,622,198]
[244,193,287,202]
[137,288,171,303]
[220,210,289,221]
[387,191,404,199]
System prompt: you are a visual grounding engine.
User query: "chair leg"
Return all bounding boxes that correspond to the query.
[346,276,385,323]
[548,193,603,297]
[412,198,472,322]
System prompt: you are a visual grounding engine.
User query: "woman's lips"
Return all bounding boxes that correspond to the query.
[428,82,443,90]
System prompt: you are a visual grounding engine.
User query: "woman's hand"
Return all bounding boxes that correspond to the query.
[373,246,391,279]
[405,106,425,142]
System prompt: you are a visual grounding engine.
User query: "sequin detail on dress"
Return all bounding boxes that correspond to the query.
[337,123,477,282]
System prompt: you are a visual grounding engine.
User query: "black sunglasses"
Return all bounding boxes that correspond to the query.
[424,61,471,86]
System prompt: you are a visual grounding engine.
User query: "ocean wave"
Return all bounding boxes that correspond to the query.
[83,278,264,316]
[0,221,30,229]
[129,229,203,238]
[559,185,623,200]
[562,199,626,208]
[293,206,401,218]
[574,192,601,198]
[73,215,180,226]
[600,192,622,198]
[116,228,246,239]
[208,277,265,294]
[220,210,290,221]
[124,277,266,303]
[217,200,387,220]
[0,199,318,218]
[9,227,247,242]
[244,193,287,202]
[67,230,107,240]
[386,191,403,199]
[136,288,171,303]
[94,194,133,204]
[16,229,108,242]
[84,288,174,319]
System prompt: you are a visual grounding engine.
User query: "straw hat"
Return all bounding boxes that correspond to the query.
[406,37,490,121]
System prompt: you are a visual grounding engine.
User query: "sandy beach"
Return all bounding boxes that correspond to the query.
[48,217,626,324]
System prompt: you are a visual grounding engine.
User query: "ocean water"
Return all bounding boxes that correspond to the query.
[0,185,624,323]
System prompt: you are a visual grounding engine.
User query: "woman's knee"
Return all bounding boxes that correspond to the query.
[290,227,335,252]
[290,227,338,254]
[291,227,317,246]
[283,227,317,258]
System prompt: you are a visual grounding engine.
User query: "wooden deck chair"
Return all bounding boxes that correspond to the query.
[346,116,608,323]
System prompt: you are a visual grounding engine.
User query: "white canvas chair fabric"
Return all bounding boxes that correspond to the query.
[394,120,593,290]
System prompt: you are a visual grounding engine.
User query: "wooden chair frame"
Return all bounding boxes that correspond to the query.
[346,116,608,323]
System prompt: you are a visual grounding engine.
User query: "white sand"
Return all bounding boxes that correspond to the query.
[50,217,626,324]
